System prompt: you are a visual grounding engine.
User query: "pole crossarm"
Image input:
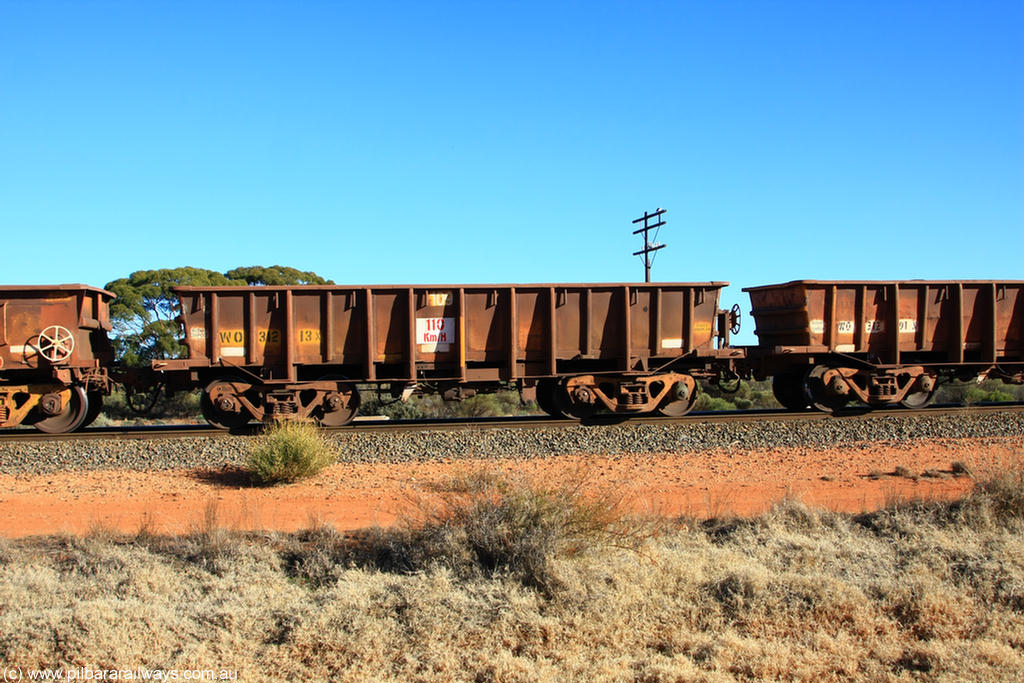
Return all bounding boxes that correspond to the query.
[632,208,667,283]
[632,244,666,257]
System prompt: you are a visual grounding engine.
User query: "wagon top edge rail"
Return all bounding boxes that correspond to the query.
[172,281,732,293]
[743,279,1024,292]
[0,284,116,297]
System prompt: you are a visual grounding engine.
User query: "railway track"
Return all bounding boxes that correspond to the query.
[1,402,1022,443]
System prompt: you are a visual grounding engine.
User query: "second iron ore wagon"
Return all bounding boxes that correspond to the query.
[152,282,743,428]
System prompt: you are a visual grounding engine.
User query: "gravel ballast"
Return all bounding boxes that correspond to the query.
[0,411,1022,476]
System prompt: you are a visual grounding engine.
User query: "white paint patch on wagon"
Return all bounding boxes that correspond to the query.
[416,317,454,352]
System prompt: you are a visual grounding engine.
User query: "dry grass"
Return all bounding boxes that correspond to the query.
[1,466,1023,681]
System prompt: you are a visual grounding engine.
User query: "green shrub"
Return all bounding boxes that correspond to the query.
[359,389,530,419]
[694,394,737,411]
[247,421,337,485]
[935,378,1024,405]
[101,388,202,423]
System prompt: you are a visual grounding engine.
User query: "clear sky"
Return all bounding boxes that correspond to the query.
[1,1,1021,343]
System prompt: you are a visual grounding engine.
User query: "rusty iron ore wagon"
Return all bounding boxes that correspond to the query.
[152,283,744,428]
[744,280,1024,412]
[0,285,115,432]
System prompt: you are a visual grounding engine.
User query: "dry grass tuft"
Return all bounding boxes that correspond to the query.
[246,420,337,485]
[971,467,1024,521]
[893,465,915,479]
[326,467,661,593]
[399,467,660,591]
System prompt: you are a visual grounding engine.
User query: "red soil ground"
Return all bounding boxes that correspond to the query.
[0,436,1020,538]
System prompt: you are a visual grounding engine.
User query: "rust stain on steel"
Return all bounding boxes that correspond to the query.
[0,285,115,372]
[743,280,1024,365]
[167,283,730,383]
[0,285,116,430]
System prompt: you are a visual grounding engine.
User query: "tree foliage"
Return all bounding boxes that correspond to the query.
[224,265,333,286]
[104,265,331,366]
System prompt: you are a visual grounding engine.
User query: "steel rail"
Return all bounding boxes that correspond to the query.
[0,402,1021,444]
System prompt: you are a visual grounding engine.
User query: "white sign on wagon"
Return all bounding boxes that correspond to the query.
[416,317,454,352]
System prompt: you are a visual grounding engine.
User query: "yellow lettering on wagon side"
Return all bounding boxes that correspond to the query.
[427,292,452,307]
[218,330,246,345]
[297,329,322,344]
[256,328,282,346]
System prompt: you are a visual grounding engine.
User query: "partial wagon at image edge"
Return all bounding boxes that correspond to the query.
[744,280,1024,412]
[0,285,116,432]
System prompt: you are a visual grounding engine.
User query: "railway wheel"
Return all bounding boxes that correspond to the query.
[900,388,936,409]
[201,377,255,430]
[772,369,810,411]
[554,379,597,420]
[804,365,850,414]
[315,379,360,427]
[33,386,90,434]
[536,379,574,419]
[656,380,699,417]
[79,391,105,429]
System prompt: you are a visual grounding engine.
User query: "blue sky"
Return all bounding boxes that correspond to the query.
[1,1,1021,343]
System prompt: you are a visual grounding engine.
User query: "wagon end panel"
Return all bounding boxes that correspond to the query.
[0,286,114,373]
[745,282,813,348]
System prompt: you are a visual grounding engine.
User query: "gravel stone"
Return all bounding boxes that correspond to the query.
[0,411,1022,476]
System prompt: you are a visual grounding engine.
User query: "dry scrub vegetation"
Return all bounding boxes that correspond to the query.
[2,467,1023,682]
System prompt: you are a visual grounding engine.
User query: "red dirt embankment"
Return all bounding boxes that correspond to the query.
[0,436,1020,538]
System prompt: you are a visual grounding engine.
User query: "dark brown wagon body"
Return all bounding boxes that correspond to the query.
[744,280,1024,411]
[155,283,740,427]
[0,285,115,431]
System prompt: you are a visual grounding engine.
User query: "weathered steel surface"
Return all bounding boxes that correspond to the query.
[744,280,1024,411]
[744,280,1024,366]
[0,285,115,430]
[0,285,115,374]
[162,282,731,383]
